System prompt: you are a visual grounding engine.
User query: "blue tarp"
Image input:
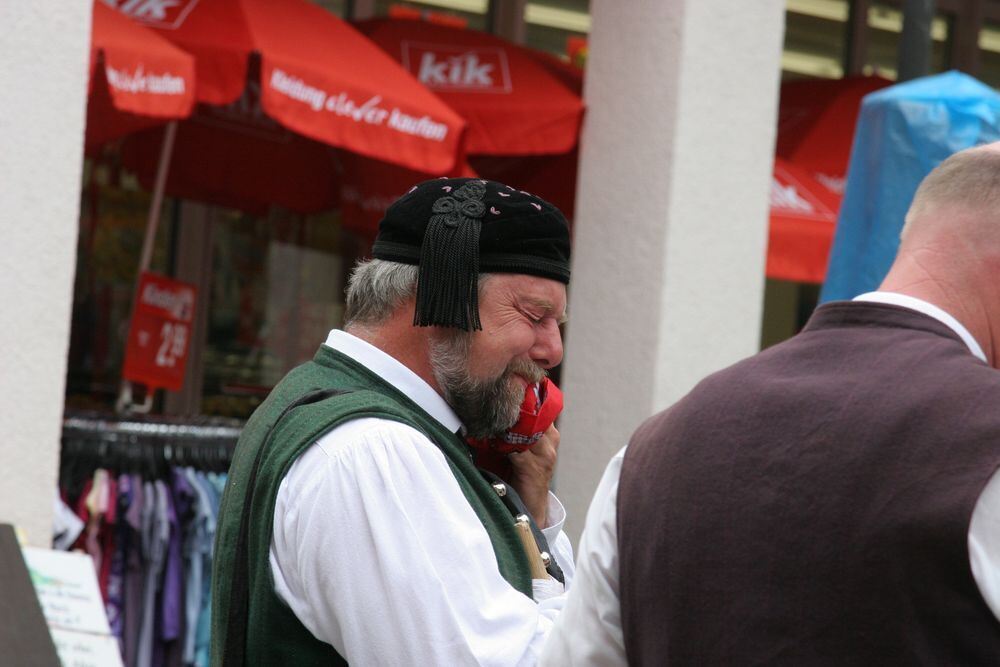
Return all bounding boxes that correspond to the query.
[820,71,1000,302]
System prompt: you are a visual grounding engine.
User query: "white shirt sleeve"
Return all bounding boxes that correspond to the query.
[540,447,628,666]
[969,466,1000,621]
[270,417,570,666]
[541,493,575,587]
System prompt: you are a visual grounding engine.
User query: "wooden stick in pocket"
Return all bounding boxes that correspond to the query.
[515,514,550,579]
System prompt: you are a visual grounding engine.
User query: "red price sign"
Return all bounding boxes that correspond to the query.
[122,272,197,392]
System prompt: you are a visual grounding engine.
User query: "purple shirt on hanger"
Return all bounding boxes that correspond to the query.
[123,474,145,667]
[161,468,195,667]
[153,478,182,667]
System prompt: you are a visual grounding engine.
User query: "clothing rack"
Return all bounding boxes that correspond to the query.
[61,412,243,478]
[57,412,239,667]
[63,412,243,441]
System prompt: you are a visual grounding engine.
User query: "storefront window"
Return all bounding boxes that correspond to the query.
[979,21,1000,89]
[783,1,953,81]
[201,209,352,418]
[524,0,590,58]
[374,0,490,29]
[67,156,357,420]
[783,0,849,80]
[66,163,175,412]
[864,3,950,79]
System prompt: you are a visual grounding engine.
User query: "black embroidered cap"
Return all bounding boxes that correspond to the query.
[372,177,571,331]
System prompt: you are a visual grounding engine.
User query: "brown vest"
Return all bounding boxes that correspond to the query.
[618,302,1000,666]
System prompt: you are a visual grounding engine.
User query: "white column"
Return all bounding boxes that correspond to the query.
[0,1,91,546]
[558,0,786,539]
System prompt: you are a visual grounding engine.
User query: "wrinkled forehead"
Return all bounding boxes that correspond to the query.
[483,273,567,313]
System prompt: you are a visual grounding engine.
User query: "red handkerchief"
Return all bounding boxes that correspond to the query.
[467,378,563,454]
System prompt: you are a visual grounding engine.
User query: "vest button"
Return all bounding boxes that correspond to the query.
[492,482,507,497]
[539,551,551,567]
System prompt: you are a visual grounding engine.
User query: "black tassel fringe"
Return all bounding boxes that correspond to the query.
[414,213,482,330]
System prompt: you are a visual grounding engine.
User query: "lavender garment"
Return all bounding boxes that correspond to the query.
[137,481,170,667]
[182,467,215,665]
[162,469,195,667]
[137,481,158,667]
[124,474,145,667]
[153,477,186,667]
[161,475,185,642]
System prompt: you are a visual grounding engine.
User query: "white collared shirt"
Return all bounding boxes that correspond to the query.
[270,330,574,665]
[853,291,987,362]
[541,294,1000,666]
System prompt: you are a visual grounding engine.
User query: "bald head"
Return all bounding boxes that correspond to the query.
[902,142,1000,242]
[882,142,1000,367]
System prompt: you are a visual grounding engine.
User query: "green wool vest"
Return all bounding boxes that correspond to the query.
[209,345,534,666]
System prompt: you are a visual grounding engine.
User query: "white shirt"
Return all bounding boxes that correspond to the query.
[541,293,1000,666]
[270,329,574,666]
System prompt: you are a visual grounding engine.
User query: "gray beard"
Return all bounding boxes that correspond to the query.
[429,332,546,440]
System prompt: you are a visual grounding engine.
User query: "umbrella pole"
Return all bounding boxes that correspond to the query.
[139,120,178,273]
[116,120,178,414]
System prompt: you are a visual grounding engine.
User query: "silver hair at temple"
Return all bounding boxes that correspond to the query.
[344,259,493,327]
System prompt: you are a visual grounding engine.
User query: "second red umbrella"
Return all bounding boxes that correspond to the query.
[356,17,584,157]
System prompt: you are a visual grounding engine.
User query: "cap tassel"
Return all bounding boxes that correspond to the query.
[415,215,481,330]
[414,182,487,330]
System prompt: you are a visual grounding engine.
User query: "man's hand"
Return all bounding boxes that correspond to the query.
[508,424,559,528]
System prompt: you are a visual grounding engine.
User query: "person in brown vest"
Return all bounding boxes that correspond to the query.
[542,144,1000,665]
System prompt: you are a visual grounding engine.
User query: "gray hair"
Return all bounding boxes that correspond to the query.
[344,259,419,328]
[344,258,494,329]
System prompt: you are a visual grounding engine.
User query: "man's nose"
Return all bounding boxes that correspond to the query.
[531,320,564,369]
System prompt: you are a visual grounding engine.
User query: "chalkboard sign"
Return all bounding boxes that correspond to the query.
[0,524,61,666]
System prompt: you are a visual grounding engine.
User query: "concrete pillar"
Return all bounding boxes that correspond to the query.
[0,1,91,546]
[558,0,786,539]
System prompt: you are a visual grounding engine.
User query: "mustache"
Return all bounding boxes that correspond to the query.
[507,358,547,385]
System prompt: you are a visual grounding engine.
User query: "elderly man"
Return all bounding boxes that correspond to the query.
[544,144,1000,665]
[211,178,574,665]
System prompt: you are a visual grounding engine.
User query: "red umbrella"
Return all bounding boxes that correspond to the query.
[109,0,465,173]
[338,22,585,235]
[335,145,580,242]
[463,48,583,219]
[121,73,342,214]
[87,0,199,354]
[776,75,892,194]
[768,158,841,284]
[87,1,200,413]
[355,18,584,156]
[524,48,584,97]
[86,0,196,150]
